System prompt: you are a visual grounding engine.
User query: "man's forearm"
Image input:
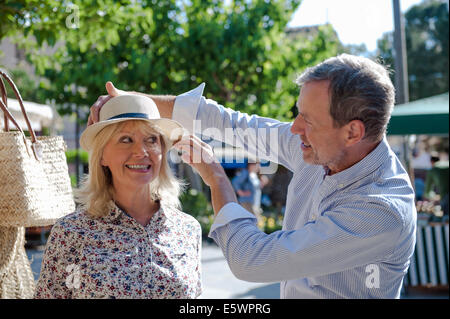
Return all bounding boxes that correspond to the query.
[132,91,175,119]
[210,176,238,216]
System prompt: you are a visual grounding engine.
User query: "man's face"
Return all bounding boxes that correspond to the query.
[290,80,348,174]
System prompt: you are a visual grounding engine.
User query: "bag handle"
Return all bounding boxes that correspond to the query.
[0,69,42,160]
[0,76,9,131]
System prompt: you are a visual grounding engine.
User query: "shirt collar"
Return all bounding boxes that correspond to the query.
[105,200,175,223]
[323,137,390,189]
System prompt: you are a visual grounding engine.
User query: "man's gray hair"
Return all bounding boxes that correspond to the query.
[296,54,395,142]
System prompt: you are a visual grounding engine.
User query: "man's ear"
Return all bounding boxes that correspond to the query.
[345,120,365,146]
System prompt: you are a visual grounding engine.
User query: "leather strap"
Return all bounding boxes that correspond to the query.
[0,99,26,137]
[0,69,41,160]
[0,76,9,131]
[0,69,37,143]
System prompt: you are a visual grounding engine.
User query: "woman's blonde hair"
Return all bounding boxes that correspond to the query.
[75,120,183,218]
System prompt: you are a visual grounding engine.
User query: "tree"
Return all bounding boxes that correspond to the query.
[1,0,152,104]
[3,67,47,103]
[376,0,449,101]
[1,0,136,50]
[31,1,183,116]
[176,1,339,119]
[2,0,340,121]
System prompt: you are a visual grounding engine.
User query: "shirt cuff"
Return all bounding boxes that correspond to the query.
[172,83,205,134]
[208,202,257,236]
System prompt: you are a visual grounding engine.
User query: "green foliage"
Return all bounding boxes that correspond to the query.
[41,126,50,136]
[1,0,343,239]
[1,0,340,122]
[2,67,47,104]
[179,188,214,236]
[376,33,395,73]
[178,0,305,120]
[65,148,89,164]
[69,173,77,188]
[376,0,449,101]
[1,0,134,51]
[180,187,285,235]
[34,0,182,115]
[259,213,283,233]
[405,0,449,100]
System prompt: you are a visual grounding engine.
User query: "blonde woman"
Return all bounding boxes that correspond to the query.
[35,95,202,299]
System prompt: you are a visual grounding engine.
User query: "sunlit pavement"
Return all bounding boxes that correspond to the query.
[26,241,447,299]
[198,241,280,299]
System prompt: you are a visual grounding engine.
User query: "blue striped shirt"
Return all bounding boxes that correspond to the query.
[173,84,417,298]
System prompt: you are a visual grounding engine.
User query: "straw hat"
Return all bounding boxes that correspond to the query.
[80,95,185,152]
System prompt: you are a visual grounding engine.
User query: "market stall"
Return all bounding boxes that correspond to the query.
[388,92,449,136]
[388,92,449,290]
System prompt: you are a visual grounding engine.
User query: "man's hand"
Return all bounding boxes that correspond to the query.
[88,81,175,126]
[87,82,126,126]
[173,135,225,187]
[173,135,237,214]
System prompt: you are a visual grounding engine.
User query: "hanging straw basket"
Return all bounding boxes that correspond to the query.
[0,226,35,298]
[0,69,75,227]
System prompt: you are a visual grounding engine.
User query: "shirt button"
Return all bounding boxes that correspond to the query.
[338,183,344,188]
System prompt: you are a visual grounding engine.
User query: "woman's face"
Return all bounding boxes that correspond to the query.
[101,121,163,192]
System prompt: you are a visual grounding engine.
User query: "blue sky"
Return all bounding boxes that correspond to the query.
[288,0,425,52]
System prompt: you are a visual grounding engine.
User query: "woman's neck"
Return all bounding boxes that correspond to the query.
[112,186,159,226]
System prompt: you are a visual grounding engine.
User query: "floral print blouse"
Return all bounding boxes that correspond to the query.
[34,202,202,299]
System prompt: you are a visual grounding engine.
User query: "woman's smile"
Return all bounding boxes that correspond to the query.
[125,163,152,172]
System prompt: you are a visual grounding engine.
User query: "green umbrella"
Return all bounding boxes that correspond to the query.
[388,93,449,136]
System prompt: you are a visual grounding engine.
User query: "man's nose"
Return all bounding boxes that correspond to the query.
[291,115,304,135]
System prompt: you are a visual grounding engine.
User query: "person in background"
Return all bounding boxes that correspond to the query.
[425,152,449,216]
[231,162,262,217]
[267,165,292,214]
[411,146,431,201]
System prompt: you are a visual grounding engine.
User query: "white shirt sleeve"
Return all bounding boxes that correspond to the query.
[172,83,302,171]
[172,83,205,134]
[209,202,257,234]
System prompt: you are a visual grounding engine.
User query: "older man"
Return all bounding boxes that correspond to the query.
[90,54,416,298]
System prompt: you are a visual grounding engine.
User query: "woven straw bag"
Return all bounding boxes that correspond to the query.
[0,226,35,298]
[0,69,75,227]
